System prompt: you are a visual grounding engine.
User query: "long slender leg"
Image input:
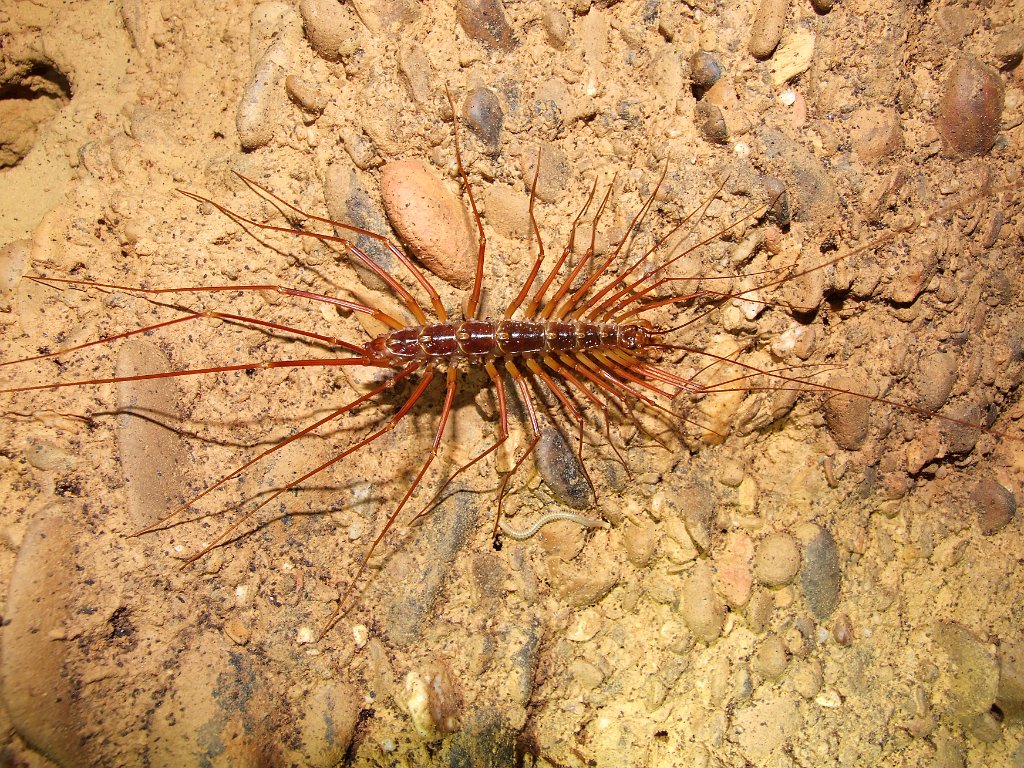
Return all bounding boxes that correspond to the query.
[179,369,435,562]
[179,188,430,325]
[131,362,421,535]
[503,150,545,319]
[29,275,404,330]
[493,360,543,540]
[322,366,458,634]
[1,356,378,396]
[409,361,509,524]
[444,89,488,321]
[232,174,449,323]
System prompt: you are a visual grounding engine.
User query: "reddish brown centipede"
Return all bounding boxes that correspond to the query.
[1,104,1020,644]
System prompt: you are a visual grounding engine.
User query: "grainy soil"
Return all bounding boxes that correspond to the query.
[1,1,1023,766]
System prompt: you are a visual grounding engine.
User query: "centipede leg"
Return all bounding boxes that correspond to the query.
[324,367,458,635]
[409,361,510,525]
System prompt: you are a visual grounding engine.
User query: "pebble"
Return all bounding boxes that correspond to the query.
[887,234,939,304]
[622,518,658,567]
[462,87,503,154]
[848,106,904,163]
[348,0,420,36]
[972,478,1016,535]
[753,531,801,587]
[746,590,774,634]
[147,632,276,764]
[689,50,723,93]
[237,40,290,150]
[936,56,1005,155]
[519,142,570,204]
[912,351,957,411]
[478,184,531,239]
[679,560,726,643]
[535,426,594,509]
[116,339,189,530]
[994,26,1024,69]
[299,0,355,60]
[822,373,872,451]
[695,101,728,144]
[2,510,96,766]
[752,634,789,681]
[832,613,853,646]
[728,695,802,763]
[285,75,326,117]
[456,0,518,52]
[714,532,754,608]
[758,127,839,223]
[380,159,478,289]
[397,43,432,104]
[552,555,618,607]
[383,496,477,646]
[933,622,999,723]
[810,0,833,12]
[748,0,789,59]
[796,523,841,620]
[542,8,569,48]
[997,637,1024,717]
[770,30,815,86]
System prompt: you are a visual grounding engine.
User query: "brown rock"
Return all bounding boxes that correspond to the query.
[972,478,1016,535]
[848,106,903,163]
[937,56,1005,155]
[457,0,517,52]
[380,160,478,290]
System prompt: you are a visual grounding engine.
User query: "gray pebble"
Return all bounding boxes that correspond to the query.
[973,478,1016,535]
[463,87,503,153]
[937,55,1005,156]
[535,427,594,509]
[689,50,723,92]
[797,523,842,620]
[753,531,801,587]
[519,142,569,204]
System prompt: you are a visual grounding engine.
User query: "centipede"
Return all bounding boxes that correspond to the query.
[1,97,1020,642]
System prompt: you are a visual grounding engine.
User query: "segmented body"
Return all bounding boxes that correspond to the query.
[366,319,655,364]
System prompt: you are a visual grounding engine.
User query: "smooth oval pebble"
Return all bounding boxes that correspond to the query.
[695,101,729,144]
[237,41,289,151]
[973,478,1016,535]
[689,50,723,92]
[753,531,801,587]
[848,106,903,163]
[117,338,189,530]
[299,0,354,60]
[535,426,594,510]
[752,634,789,681]
[748,0,789,59]
[380,160,477,290]
[680,560,725,643]
[822,373,873,451]
[913,351,957,411]
[937,56,1005,155]
[2,509,94,767]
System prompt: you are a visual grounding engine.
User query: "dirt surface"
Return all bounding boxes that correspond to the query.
[1,1,1023,766]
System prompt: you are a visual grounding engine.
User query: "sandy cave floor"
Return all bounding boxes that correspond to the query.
[0,0,1023,766]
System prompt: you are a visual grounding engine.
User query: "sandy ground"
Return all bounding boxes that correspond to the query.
[1,0,1023,766]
